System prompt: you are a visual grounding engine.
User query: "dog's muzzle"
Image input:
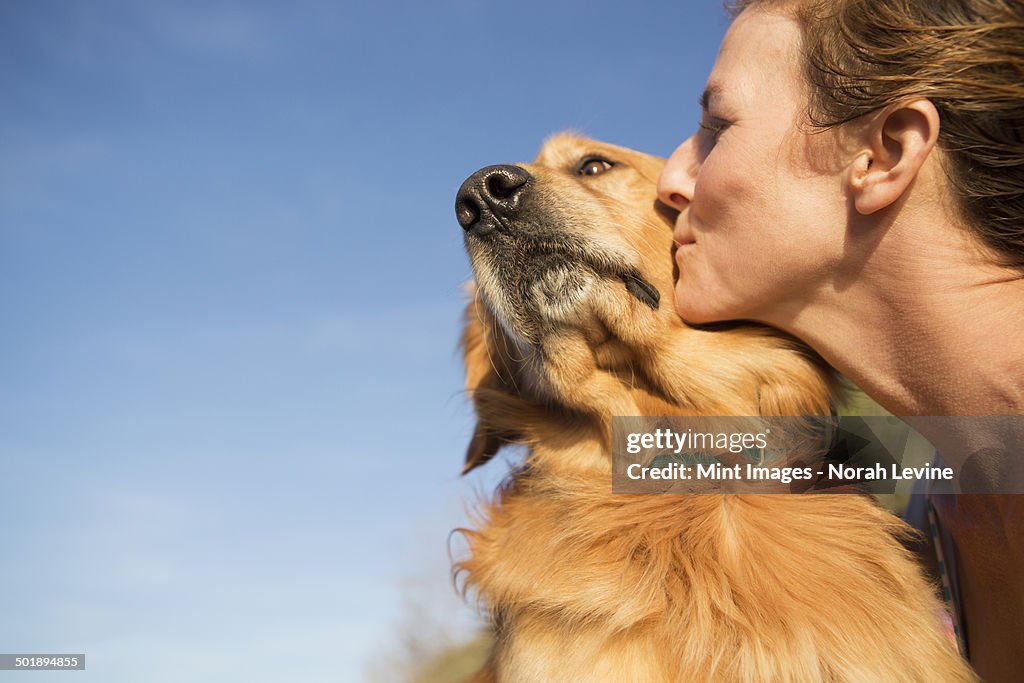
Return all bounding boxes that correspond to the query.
[454,162,660,312]
[455,164,532,237]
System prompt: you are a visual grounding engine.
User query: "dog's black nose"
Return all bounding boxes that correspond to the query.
[455,164,532,236]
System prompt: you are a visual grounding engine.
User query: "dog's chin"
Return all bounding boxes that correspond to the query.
[468,231,662,347]
[475,264,600,346]
[475,265,662,350]
[524,263,598,323]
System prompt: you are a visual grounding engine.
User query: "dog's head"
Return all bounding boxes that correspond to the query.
[456,134,836,472]
[456,134,673,349]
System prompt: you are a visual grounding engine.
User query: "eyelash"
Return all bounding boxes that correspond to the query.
[698,97,729,143]
[699,118,728,143]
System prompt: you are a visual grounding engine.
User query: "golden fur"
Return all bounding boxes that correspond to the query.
[455,134,976,682]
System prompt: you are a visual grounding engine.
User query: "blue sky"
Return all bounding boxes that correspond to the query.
[0,1,729,680]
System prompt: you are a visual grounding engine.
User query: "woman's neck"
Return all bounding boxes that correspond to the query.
[772,222,1024,417]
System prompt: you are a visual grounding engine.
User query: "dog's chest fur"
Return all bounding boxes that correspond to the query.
[462,460,974,682]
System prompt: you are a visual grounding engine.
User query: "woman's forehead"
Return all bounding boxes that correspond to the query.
[709,9,804,108]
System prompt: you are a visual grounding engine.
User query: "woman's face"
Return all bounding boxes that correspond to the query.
[657,10,847,325]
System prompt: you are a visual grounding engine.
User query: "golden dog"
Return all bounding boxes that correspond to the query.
[453,134,975,682]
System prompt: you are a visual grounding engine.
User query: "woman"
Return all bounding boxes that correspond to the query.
[656,0,1024,680]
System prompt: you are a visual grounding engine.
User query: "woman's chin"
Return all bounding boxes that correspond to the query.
[673,279,744,324]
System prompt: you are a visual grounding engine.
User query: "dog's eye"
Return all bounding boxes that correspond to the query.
[576,157,615,177]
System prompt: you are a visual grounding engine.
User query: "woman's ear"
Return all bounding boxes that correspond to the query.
[847,98,940,215]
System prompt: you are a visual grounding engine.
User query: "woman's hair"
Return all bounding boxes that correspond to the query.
[732,0,1024,269]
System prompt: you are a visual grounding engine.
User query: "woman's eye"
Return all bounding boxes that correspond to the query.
[699,117,728,144]
[577,158,615,176]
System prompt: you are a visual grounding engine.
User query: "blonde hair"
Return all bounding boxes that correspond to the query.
[733,0,1024,269]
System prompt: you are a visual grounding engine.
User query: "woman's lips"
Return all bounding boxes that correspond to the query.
[674,235,695,269]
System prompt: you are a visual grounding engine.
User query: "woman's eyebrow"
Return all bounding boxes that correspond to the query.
[700,83,722,111]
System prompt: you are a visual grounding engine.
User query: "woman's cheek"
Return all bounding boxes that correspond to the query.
[691,154,748,234]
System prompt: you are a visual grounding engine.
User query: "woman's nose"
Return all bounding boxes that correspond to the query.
[657,135,698,211]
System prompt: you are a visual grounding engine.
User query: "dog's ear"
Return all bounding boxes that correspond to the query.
[461,285,519,474]
[463,387,533,474]
[464,423,505,475]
